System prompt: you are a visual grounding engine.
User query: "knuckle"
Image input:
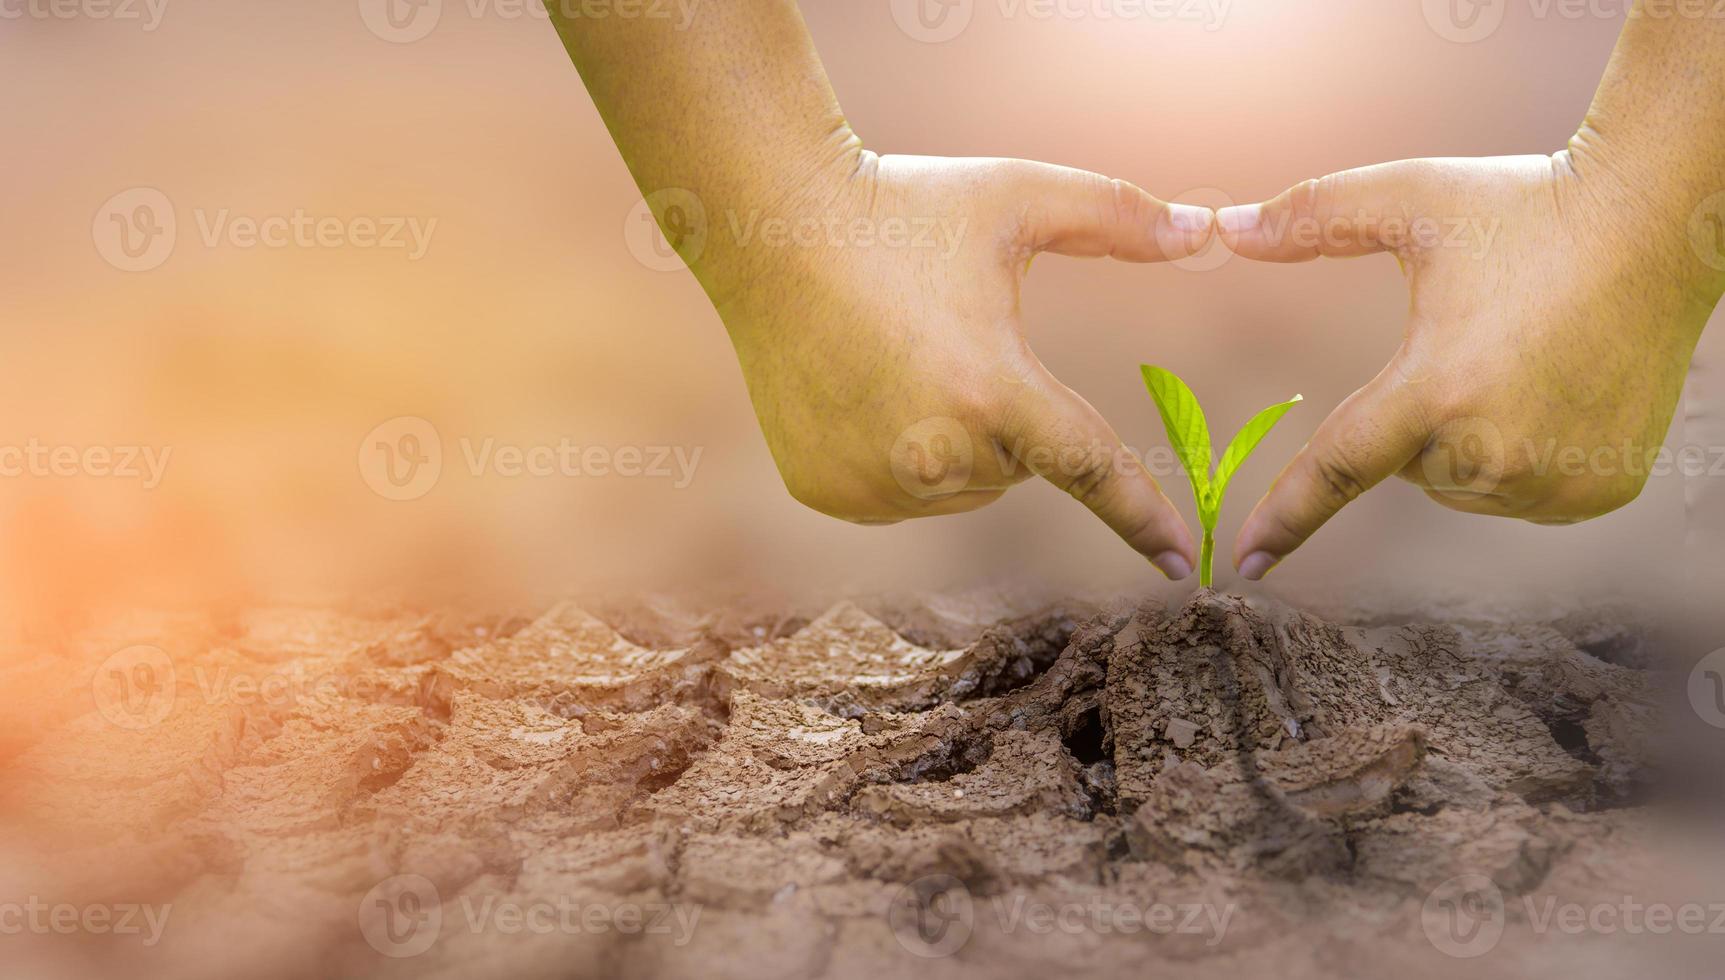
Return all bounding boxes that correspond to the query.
[1063,450,1119,511]
[1105,177,1149,230]
[1308,450,1368,509]
[1291,176,1330,223]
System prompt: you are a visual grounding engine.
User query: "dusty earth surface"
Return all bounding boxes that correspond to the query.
[0,589,1719,979]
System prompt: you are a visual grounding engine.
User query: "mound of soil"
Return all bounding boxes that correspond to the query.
[0,591,1711,979]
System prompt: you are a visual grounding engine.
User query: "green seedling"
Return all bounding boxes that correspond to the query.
[1141,365,1301,588]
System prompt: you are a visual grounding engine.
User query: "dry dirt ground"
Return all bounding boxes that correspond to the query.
[0,590,1720,979]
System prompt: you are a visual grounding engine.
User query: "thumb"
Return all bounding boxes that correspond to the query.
[995,369,1198,580]
[1217,159,1438,263]
[1006,160,1214,263]
[1233,364,1431,580]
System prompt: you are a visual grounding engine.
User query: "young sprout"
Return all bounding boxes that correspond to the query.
[1142,365,1301,588]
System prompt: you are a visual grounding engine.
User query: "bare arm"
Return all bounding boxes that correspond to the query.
[546,2,857,285]
[545,2,1211,579]
[1219,4,1725,580]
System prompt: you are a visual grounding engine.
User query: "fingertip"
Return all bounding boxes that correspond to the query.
[1232,503,1286,573]
[1237,551,1281,582]
[1216,203,1262,252]
[1157,203,1215,259]
[1152,551,1193,582]
[1118,489,1198,570]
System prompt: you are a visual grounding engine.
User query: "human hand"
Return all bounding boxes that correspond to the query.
[698,153,1213,579]
[1218,150,1723,580]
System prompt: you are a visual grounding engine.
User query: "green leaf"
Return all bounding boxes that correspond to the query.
[1142,366,1301,589]
[1209,394,1303,523]
[1140,365,1213,511]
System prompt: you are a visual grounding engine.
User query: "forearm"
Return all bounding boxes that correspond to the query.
[545,1,862,280]
[1573,2,1725,297]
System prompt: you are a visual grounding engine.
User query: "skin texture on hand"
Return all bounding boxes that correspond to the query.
[714,153,1210,578]
[547,0,1206,577]
[1217,148,1723,581]
[1214,2,1725,581]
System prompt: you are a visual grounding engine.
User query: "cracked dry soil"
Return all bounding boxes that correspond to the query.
[0,590,1714,979]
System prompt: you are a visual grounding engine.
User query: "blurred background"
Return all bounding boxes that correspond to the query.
[2,0,1721,633]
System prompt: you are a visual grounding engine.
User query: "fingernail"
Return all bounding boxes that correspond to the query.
[1216,204,1260,234]
[1166,203,1213,235]
[1152,551,1193,581]
[1238,551,1280,582]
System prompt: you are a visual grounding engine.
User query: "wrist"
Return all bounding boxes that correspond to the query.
[1562,127,1725,312]
[688,125,872,316]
